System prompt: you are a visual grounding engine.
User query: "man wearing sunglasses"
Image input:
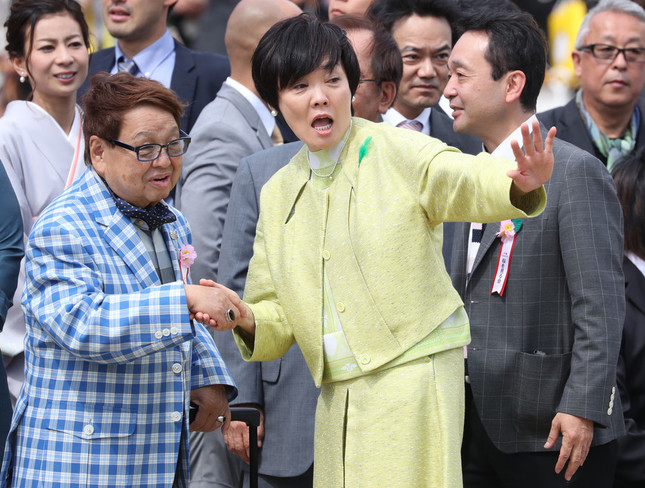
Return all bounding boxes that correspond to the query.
[539,0,645,171]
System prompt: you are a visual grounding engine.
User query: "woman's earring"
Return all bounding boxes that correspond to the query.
[270,108,278,117]
[352,95,356,103]
[19,73,26,83]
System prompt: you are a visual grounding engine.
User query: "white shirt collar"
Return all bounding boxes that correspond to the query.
[382,106,432,135]
[626,251,645,278]
[224,77,274,136]
[490,114,538,159]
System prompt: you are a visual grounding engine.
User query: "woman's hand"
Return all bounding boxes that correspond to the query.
[508,120,557,198]
[185,280,256,336]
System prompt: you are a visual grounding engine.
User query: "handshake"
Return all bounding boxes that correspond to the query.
[184,279,256,335]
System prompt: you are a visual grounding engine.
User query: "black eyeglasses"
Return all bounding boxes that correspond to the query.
[579,43,645,63]
[358,78,379,85]
[110,130,191,162]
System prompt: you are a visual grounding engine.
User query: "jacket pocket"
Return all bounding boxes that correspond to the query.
[511,351,571,435]
[261,358,282,383]
[44,403,137,440]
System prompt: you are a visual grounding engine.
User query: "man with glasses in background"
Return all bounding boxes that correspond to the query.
[539,0,645,171]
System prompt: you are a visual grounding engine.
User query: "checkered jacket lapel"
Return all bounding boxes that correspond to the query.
[89,173,183,287]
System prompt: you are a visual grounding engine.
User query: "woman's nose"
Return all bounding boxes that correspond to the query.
[56,46,74,64]
[312,88,329,106]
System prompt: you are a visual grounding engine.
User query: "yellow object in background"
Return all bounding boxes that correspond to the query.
[547,0,587,88]
[81,0,114,52]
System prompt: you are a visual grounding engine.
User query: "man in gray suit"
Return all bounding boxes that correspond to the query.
[444,8,625,487]
[215,16,402,488]
[175,0,301,281]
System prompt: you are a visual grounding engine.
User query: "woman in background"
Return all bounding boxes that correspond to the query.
[0,0,89,403]
[612,151,645,488]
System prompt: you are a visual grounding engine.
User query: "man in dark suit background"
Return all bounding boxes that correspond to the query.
[368,0,480,154]
[538,0,645,171]
[368,0,481,272]
[445,7,625,487]
[84,0,230,133]
[175,2,302,487]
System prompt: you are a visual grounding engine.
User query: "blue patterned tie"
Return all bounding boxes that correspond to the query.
[117,55,140,76]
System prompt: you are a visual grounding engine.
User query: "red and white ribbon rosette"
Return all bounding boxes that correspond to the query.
[490,219,521,296]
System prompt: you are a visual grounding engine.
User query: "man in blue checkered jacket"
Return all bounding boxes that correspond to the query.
[0,73,238,488]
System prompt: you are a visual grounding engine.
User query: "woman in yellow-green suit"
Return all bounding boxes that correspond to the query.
[189,14,556,488]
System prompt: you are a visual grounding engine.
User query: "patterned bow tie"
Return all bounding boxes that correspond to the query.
[396,119,423,132]
[113,196,176,230]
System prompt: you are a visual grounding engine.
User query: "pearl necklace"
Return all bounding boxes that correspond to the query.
[310,159,340,180]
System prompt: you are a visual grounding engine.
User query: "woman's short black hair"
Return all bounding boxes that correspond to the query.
[252,13,360,113]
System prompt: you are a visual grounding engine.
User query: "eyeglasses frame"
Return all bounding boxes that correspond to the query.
[578,43,645,64]
[109,129,192,162]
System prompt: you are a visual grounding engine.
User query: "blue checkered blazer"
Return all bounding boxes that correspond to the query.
[1,168,236,488]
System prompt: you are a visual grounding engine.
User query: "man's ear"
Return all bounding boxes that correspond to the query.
[378,81,398,114]
[571,50,583,79]
[505,70,526,104]
[90,135,107,177]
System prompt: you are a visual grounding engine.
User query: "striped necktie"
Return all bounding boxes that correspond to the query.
[117,56,140,76]
[396,119,423,132]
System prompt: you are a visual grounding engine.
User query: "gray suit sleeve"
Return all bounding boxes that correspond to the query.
[555,146,625,426]
[177,102,263,282]
[216,157,263,405]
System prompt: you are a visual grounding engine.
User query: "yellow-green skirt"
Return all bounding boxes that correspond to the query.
[313,347,464,487]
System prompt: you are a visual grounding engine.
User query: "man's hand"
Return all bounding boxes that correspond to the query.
[223,409,265,463]
[544,412,594,481]
[190,384,230,433]
[189,279,256,335]
[184,281,255,335]
[509,120,557,198]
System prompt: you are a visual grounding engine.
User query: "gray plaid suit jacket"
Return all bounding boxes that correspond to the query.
[450,135,626,453]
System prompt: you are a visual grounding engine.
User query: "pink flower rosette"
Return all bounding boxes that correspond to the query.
[179,244,196,284]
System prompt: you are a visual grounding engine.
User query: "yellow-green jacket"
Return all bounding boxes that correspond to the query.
[236,118,545,387]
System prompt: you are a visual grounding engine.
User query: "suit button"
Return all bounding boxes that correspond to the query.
[337,302,345,313]
[322,250,331,260]
[83,424,94,436]
[611,386,616,394]
[172,363,183,374]
[171,327,179,335]
[607,407,613,416]
[163,328,171,337]
[172,411,182,422]
[609,399,614,408]
[610,392,615,401]
[155,331,163,339]
[359,354,370,365]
